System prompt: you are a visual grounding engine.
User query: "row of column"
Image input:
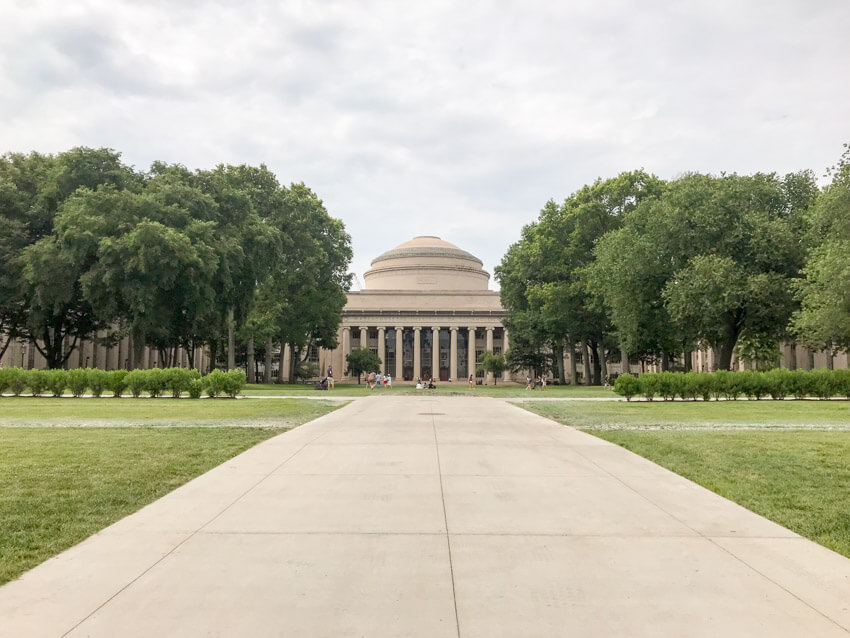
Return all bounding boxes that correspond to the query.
[340,325,508,382]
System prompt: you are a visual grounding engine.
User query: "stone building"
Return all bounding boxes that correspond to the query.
[318,236,511,383]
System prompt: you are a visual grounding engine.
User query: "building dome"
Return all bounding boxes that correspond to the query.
[363,236,491,291]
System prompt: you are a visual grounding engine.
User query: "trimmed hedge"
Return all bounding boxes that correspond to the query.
[0,367,245,399]
[614,368,850,401]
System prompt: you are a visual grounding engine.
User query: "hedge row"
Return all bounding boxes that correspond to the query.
[614,369,850,401]
[0,367,247,399]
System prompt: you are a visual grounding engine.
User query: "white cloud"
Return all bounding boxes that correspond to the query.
[1,0,848,283]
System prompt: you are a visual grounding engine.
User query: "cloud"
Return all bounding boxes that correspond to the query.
[1,0,849,283]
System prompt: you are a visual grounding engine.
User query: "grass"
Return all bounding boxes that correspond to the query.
[522,399,850,430]
[520,400,850,558]
[244,382,616,398]
[0,397,346,428]
[0,399,343,585]
[591,430,850,558]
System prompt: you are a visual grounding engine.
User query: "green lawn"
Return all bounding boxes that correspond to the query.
[0,397,345,428]
[245,382,616,398]
[522,399,850,429]
[0,398,343,585]
[520,400,850,558]
[591,430,850,558]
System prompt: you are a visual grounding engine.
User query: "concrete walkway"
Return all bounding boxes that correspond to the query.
[1,396,848,637]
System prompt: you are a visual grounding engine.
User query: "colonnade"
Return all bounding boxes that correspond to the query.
[0,334,208,373]
[338,325,509,383]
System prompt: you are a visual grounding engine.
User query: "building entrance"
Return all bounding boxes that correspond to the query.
[439,329,450,381]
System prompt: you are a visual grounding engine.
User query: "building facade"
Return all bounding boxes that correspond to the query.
[318,236,511,383]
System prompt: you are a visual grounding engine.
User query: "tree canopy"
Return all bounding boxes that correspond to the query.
[499,155,836,378]
[345,347,381,384]
[0,147,351,370]
[791,144,850,353]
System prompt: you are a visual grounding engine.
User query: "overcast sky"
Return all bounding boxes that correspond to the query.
[2,0,848,287]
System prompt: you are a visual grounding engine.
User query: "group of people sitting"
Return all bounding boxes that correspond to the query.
[415,376,437,389]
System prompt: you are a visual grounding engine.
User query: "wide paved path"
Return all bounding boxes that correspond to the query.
[2,396,849,637]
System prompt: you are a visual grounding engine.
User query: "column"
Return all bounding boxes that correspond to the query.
[359,326,369,350]
[468,327,476,379]
[341,327,350,380]
[281,344,290,383]
[485,327,494,384]
[431,327,439,380]
[450,327,458,382]
[377,327,386,374]
[413,327,421,380]
[395,327,403,380]
[501,328,510,382]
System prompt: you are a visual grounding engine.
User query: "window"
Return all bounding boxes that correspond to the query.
[476,349,484,365]
[494,346,501,355]
[308,345,319,363]
[368,329,378,339]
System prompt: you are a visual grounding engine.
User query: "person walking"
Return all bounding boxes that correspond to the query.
[375,371,382,388]
[385,374,392,388]
[468,373,474,388]
[326,365,334,390]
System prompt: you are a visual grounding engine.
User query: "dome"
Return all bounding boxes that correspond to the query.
[363,236,491,291]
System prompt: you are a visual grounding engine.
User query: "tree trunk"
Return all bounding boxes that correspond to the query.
[683,349,692,372]
[132,335,145,371]
[264,337,273,383]
[35,324,68,369]
[557,342,566,385]
[246,336,256,383]
[589,340,602,384]
[567,336,577,385]
[581,340,591,386]
[227,306,235,371]
[660,352,669,372]
[806,349,815,371]
[208,340,218,373]
[788,341,797,370]
[186,341,195,369]
[289,344,299,382]
[621,348,629,375]
[599,346,608,385]
[826,348,834,370]
[714,341,735,371]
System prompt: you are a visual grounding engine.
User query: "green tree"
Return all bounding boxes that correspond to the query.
[11,148,139,368]
[592,172,816,370]
[57,183,220,369]
[345,347,381,384]
[478,351,507,385]
[497,171,664,383]
[791,144,850,354]
[249,182,351,380]
[194,164,281,371]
